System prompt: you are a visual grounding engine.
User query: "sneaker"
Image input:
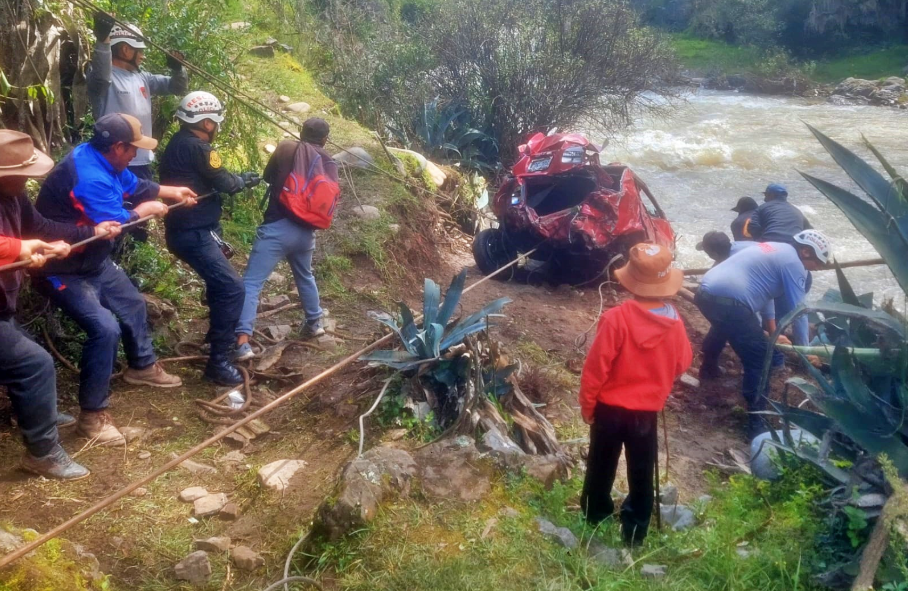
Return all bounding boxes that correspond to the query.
[123,362,182,388]
[57,412,77,429]
[21,444,90,480]
[301,320,326,339]
[204,356,244,387]
[76,410,126,446]
[235,342,255,362]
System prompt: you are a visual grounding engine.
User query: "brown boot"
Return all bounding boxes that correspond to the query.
[77,410,126,446]
[123,362,182,388]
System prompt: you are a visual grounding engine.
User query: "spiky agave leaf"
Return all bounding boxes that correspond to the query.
[437,270,467,327]
[423,278,441,327]
[440,297,512,350]
[862,134,908,203]
[359,350,435,371]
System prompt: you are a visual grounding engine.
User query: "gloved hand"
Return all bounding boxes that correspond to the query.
[240,171,262,189]
[165,50,185,71]
[93,11,115,41]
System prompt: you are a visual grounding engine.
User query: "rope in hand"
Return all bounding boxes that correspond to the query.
[0,190,217,274]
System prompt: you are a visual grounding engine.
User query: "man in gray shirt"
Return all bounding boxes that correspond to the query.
[87,13,188,182]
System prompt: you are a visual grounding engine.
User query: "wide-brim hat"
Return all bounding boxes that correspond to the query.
[614,243,683,298]
[0,130,55,179]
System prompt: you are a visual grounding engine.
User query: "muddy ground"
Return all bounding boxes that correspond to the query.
[0,230,799,588]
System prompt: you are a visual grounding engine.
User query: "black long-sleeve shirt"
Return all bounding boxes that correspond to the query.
[159,128,246,231]
[0,193,94,318]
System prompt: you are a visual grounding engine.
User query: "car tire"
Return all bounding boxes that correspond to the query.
[472,228,514,276]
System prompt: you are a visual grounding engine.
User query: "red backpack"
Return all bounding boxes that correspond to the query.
[279,142,340,229]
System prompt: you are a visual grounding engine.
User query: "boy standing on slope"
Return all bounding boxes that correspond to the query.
[579,243,692,546]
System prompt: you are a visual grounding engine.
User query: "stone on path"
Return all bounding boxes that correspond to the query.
[284,102,311,114]
[264,144,276,154]
[121,425,146,443]
[174,550,212,585]
[130,487,148,497]
[641,564,667,579]
[279,95,291,103]
[249,45,275,58]
[535,517,578,549]
[231,546,264,571]
[659,504,696,531]
[659,483,679,506]
[351,204,381,220]
[264,324,292,342]
[679,373,700,389]
[194,536,231,553]
[220,503,240,520]
[179,487,209,503]
[175,457,217,476]
[260,294,291,312]
[588,539,633,568]
[258,459,307,492]
[333,147,374,169]
[316,334,340,350]
[193,493,229,517]
[137,451,151,460]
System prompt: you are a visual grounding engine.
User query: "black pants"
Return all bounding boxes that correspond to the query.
[166,227,244,357]
[581,402,657,545]
[0,318,59,455]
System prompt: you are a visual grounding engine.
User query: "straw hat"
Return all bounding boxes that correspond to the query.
[614,243,683,298]
[0,130,55,179]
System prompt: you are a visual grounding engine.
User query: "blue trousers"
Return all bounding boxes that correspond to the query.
[39,259,156,411]
[236,218,322,336]
[166,226,244,356]
[0,319,59,455]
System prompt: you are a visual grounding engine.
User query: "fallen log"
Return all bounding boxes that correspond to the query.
[683,257,885,277]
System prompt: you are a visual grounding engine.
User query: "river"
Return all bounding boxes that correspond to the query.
[606,90,908,306]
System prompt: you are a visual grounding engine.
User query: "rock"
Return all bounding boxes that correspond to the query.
[660,504,696,531]
[175,456,218,476]
[521,455,568,489]
[425,161,447,187]
[679,373,700,389]
[697,494,713,505]
[0,529,24,553]
[285,101,311,114]
[279,95,291,103]
[249,45,275,58]
[659,483,679,506]
[220,503,240,520]
[479,425,525,459]
[194,536,231,553]
[231,546,264,571]
[276,43,293,53]
[174,550,212,585]
[268,272,286,284]
[137,451,151,460]
[588,539,632,567]
[264,37,279,46]
[388,223,401,235]
[736,547,753,559]
[387,428,408,441]
[333,147,374,169]
[351,204,381,220]
[264,144,276,154]
[264,324,292,341]
[225,21,251,30]
[312,447,417,542]
[417,440,491,502]
[179,487,210,503]
[130,487,148,497]
[641,564,667,579]
[750,429,819,481]
[120,425,147,443]
[193,493,229,517]
[500,506,520,519]
[853,493,887,508]
[260,294,291,311]
[834,77,878,99]
[258,459,307,492]
[143,294,175,323]
[317,334,340,350]
[535,517,578,549]
[219,450,247,464]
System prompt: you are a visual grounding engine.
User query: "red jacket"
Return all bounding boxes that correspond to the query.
[579,300,692,421]
[0,235,20,266]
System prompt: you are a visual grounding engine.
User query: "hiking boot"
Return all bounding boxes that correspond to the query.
[301,320,325,340]
[235,342,255,362]
[21,444,90,480]
[698,364,725,381]
[57,412,77,429]
[204,355,244,387]
[123,362,182,388]
[76,410,126,446]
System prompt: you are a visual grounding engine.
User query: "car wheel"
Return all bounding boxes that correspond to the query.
[472,228,514,276]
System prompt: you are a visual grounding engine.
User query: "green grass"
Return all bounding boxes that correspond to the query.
[669,34,764,75]
[312,470,830,591]
[813,45,908,84]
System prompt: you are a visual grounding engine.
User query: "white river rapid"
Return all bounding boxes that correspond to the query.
[603,89,908,307]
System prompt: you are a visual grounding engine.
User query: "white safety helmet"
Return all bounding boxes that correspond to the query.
[793,229,831,264]
[109,23,147,49]
[176,91,225,125]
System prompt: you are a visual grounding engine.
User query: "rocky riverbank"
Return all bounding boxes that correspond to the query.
[828,76,908,108]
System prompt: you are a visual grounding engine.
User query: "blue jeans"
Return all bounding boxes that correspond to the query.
[0,319,59,455]
[38,259,156,411]
[236,218,322,336]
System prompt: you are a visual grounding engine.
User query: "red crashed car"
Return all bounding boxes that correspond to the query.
[472,131,675,283]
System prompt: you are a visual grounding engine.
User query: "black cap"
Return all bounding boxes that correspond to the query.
[731,196,758,213]
[696,231,731,254]
[301,118,330,144]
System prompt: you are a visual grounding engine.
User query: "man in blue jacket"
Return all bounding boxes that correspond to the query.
[746,184,811,244]
[34,113,197,447]
[695,230,830,439]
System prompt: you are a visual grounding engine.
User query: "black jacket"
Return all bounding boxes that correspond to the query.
[159,128,246,231]
[747,198,811,244]
[1,193,93,318]
[731,211,755,242]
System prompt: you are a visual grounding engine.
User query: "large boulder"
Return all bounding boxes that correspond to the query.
[834,77,878,99]
[415,437,492,502]
[311,447,417,542]
[333,147,374,169]
[750,429,820,481]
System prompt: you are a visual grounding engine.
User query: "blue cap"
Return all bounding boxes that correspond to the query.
[764,183,788,196]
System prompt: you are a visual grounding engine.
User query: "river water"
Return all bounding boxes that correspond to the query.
[605,90,908,306]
